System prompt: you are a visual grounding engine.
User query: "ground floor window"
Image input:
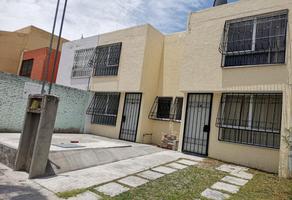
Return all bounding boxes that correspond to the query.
[86,92,120,126]
[149,96,183,122]
[216,93,282,148]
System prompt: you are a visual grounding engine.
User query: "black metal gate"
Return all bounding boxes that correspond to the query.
[182,94,213,155]
[119,93,142,142]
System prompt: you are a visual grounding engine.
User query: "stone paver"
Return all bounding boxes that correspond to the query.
[201,188,230,200]
[95,182,129,197]
[137,170,165,180]
[230,171,253,180]
[221,176,248,186]
[68,191,102,200]
[177,159,198,166]
[216,164,248,173]
[211,182,240,194]
[152,166,177,174]
[118,176,148,187]
[166,162,188,169]
[34,150,201,193]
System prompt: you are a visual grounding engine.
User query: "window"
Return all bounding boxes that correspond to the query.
[20,59,33,77]
[219,10,288,67]
[171,97,183,121]
[149,97,173,120]
[86,92,120,126]
[72,48,95,78]
[216,93,282,148]
[92,43,122,76]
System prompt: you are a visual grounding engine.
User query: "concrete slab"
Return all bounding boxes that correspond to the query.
[230,171,253,180]
[68,191,102,200]
[152,166,177,174]
[177,159,198,166]
[118,176,148,187]
[95,182,129,197]
[216,164,248,173]
[137,170,165,180]
[34,150,197,193]
[166,162,188,169]
[201,188,230,200]
[221,176,249,186]
[211,182,240,194]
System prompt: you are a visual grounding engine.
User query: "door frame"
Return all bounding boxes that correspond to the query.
[119,92,143,142]
[182,93,213,156]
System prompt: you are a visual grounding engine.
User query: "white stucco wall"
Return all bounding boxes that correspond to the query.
[56,35,100,90]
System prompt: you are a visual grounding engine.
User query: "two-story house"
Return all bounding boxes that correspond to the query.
[56,0,292,178]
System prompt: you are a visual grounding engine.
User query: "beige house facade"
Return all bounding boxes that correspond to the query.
[57,0,292,178]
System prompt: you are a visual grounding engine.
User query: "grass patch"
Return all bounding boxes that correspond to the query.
[231,170,292,200]
[104,166,226,200]
[57,188,87,199]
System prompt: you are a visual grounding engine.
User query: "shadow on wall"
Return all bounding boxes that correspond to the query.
[0,72,92,133]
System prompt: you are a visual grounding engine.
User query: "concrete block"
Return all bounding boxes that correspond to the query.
[216,164,248,173]
[68,191,102,200]
[201,188,230,200]
[230,171,253,180]
[177,159,198,166]
[137,170,164,180]
[152,166,177,174]
[221,176,248,186]
[95,182,129,197]
[211,182,240,194]
[166,162,188,169]
[118,176,148,187]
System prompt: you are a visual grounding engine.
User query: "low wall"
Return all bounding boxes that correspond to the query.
[0,72,91,133]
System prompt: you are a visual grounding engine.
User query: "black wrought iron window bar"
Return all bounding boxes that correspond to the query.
[171,97,184,122]
[87,92,120,126]
[89,43,122,76]
[72,48,95,78]
[149,97,183,122]
[219,10,288,67]
[216,93,282,149]
[20,59,34,77]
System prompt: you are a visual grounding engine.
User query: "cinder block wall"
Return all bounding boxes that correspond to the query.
[0,72,91,133]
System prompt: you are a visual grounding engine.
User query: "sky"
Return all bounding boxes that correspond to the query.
[0,0,238,40]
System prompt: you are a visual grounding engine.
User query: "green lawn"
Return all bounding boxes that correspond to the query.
[58,159,292,200]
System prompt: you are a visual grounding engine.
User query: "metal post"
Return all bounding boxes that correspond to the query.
[48,0,68,94]
[41,0,60,94]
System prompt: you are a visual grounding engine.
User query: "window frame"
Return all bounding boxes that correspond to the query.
[149,97,173,121]
[217,93,283,149]
[93,42,122,77]
[221,10,288,67]
[171,97,184,122]
[71,48,95,79]
[19,59,34,77]
[86,92,120,126]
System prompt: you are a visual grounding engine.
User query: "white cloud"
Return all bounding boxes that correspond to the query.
[0,0,206,40]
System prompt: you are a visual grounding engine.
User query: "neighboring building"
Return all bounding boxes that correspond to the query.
[0,25,68,75]
[57,35,99,90]
[19,47,61,83]
[56,0,292,178]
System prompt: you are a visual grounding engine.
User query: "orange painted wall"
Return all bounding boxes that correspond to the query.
[21,47,61,83]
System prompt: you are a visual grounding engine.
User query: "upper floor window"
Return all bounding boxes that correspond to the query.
[92,43,122,76]
[149,96,183,122]
[72,48,95,78]
[86,92,120,126]
[219,10,288,67]
[20,59,33,77]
